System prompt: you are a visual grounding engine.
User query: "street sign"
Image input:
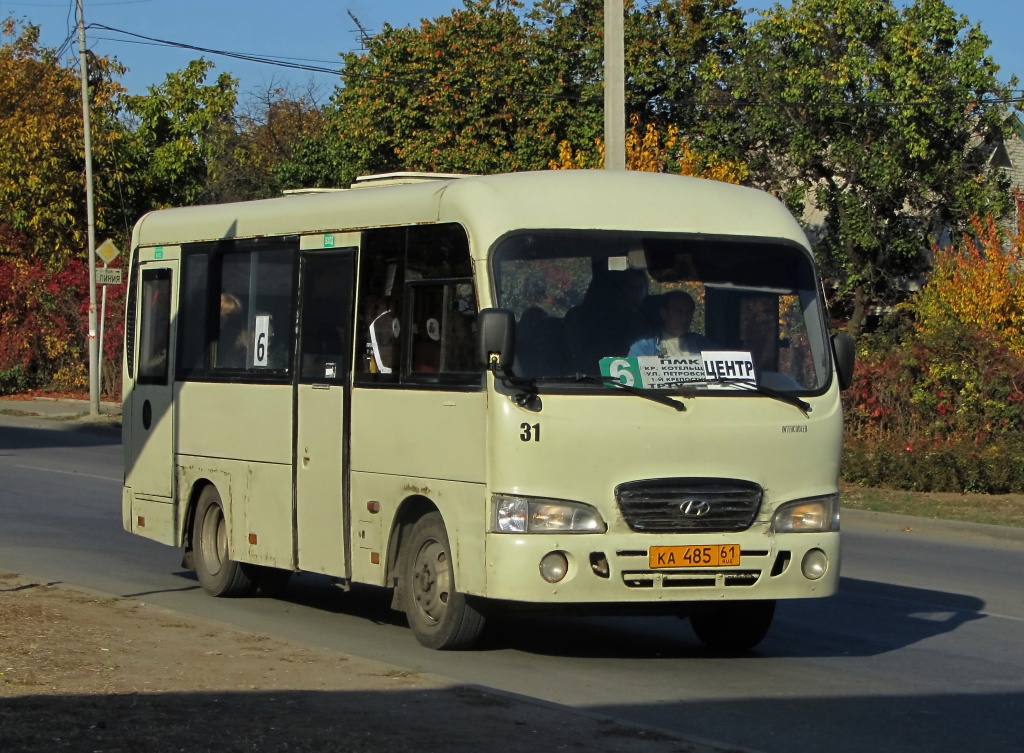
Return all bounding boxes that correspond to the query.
[96,239,121,265]
[95,267,122,285]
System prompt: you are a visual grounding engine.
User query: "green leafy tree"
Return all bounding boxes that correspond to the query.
[125,59,238,207]
[729,0,1015,333]
[334,0,551,179]
[532,0,747,166]
[331,0,748,179]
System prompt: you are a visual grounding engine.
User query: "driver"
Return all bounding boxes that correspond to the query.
[628,290,713,358]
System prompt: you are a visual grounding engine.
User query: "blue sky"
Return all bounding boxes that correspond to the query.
[3,0,1021,98]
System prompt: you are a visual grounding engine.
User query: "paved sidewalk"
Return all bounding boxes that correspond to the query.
[0,395,121,429]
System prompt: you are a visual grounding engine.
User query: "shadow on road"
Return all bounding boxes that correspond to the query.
[0,686,701,753]
[178,569,988,662]
[593,689,1023,753]
[0,423,120,452]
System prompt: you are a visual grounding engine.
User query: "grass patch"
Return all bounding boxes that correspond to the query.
[840,482,1024,528]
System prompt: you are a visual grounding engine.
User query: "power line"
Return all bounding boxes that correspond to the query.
[89,23,344,76]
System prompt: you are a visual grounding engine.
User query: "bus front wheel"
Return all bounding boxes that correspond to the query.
[402,512,485,650]
[192,485,255,598]
[689,600,775,652]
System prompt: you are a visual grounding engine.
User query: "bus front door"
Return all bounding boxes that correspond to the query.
[294,248,355,577]
[127,259,178,499]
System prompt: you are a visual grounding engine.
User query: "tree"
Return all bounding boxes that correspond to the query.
[915,216,1024,356]
[551,113,748,183]
[124,59,238,208]
[211,80,331,199]
[334,0,551,180]
[331,1,748,181]
[0,19,130,267]
[730,0,1015,333]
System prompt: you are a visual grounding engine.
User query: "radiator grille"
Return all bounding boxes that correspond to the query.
[614,478,763,533]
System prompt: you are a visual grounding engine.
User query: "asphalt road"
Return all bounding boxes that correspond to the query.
[1,415,1022,753]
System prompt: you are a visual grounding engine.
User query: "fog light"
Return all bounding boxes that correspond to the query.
[539,551,569,583]
[801,548,828,580]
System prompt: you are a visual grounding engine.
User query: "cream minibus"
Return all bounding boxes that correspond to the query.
[122,170,855,650]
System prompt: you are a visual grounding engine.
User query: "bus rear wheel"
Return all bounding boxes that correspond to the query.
[403,512,485,650]
[689,600,775,652]
[193,485,255,597]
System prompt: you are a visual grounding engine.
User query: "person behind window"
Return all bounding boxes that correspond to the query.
[218,292,249,368]
[628,290,713,358]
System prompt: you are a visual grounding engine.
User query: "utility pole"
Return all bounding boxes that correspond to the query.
[77,0,100,416]
[604,0,625,170]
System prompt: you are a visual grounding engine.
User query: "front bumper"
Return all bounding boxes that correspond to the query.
[481,529,840,604]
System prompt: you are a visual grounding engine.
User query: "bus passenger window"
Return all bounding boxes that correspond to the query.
[407,281,476,377]
[213,248,295,374]
[356,223,476,385]
[178,252,209,377]
[356,228,405,381]
[138,269,172,385]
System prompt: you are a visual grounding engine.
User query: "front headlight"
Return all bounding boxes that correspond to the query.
[771,493,840,533]
[492,495,607,533]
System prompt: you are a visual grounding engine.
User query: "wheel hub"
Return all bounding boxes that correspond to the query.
[412,540,450,624]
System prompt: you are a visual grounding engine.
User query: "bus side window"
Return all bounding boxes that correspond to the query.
[356,228,405,382]
[213,247,295,374]
[355,223,476,385]
[137,268,172,385]
[403,224,476,381]
[407,280,476,377]
[178,251,209,378]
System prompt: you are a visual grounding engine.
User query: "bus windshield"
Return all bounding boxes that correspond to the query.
[493,231,832,393]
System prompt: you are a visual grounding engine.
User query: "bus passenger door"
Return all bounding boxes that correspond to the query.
[127,258,178,499]
[294,248,355,576]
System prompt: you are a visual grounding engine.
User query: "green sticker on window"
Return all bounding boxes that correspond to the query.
[324,234,335,248]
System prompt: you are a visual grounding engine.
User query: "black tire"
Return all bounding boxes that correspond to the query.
[689,600,776,652]
[192,485,256,597]
[403,512,485,650]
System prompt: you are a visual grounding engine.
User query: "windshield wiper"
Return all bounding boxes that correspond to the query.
[668,377,811,414]
[514,374,687,412]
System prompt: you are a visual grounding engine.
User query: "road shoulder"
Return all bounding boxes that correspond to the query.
[0,572,739,753]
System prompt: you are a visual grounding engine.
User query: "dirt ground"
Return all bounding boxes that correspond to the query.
[0,572,726,753]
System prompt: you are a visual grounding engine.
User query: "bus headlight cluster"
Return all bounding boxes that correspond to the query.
[492,495,607,534]
[771,493,840,533]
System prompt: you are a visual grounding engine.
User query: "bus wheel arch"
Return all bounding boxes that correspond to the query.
[386,495,437,612]
[191,482,256,598]
[179,478,216,570]
[386,499,486,650]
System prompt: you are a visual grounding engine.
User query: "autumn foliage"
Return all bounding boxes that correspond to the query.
[914,217,1024,357]
[0,224,126,396]
[843,218,1024,492]
[549,114,749,183]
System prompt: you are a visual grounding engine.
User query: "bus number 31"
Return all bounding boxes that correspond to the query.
[520,423,541,442]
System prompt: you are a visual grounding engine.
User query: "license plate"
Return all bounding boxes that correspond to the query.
[648,544,741,569]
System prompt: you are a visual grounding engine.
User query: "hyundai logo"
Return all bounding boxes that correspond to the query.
[679,499,712,516]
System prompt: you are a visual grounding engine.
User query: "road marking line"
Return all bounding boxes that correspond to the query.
[11,464,120,482]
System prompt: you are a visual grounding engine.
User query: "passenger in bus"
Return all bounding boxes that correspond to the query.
[628,290,713,358]
[218,293,249,368]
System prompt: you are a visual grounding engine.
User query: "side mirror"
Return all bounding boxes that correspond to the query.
[476,308,515,373]
[831,332,856,391]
